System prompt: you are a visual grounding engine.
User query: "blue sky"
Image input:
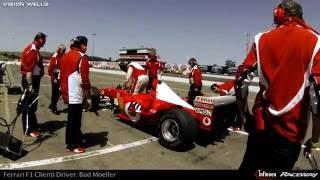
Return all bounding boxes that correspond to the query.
[0,0,319,65]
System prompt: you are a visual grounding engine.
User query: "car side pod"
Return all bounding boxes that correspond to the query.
[193,95,237,132]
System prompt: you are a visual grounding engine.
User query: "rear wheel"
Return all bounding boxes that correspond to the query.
[159,108,198,150]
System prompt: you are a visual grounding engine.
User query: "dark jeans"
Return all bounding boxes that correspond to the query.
[50,80,60,109]
[188,84,202,105]
[214,103,242,132]
[239,125,301,177]
[146,77,156,92]
[66,104,83,149]
[0,69,4,84]
[21,75,41,134]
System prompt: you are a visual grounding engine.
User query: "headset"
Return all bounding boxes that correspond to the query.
[273,1,319,34]
[273,0,305,26]
[273,4,286,25]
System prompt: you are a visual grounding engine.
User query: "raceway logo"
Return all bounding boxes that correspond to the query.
[279,172,318,178]
[255,170,319,179]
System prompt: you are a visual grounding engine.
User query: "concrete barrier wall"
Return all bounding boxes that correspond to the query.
[3,61,259,92]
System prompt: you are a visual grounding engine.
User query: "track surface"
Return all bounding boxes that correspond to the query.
[0,65,314,170]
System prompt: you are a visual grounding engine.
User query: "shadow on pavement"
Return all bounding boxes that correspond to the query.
[82,131,109,148]
[117,120,197,152]
[39,120,66,134]
[23,120,66,153]
[194,117,231,148]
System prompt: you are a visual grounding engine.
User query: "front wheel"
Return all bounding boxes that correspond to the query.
[159,108,198,150]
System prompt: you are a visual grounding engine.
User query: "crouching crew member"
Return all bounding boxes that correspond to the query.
[211,80,235,96]
[60,36,91,153]
[211,80,243,131]
[48,44,66,114]
[119,60,149,95]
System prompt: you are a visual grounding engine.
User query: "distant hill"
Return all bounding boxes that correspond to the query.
[0,51,110,61]
[0,51,52,60]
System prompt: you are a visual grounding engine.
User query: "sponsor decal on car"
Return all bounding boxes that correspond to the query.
[193,102,214,110]
[195,108,212,116]
[194,96,215,104]
[202,117,212,126]
[124,101,142,123]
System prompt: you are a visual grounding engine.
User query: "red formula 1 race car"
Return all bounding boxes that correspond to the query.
[93,81,236,150]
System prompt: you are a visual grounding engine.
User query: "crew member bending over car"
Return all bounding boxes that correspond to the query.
[211,80,242,131]
[211,80,235,96]
[119,60,149,95]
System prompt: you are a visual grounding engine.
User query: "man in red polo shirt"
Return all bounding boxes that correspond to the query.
[145,54,164,92]
[187,58,202,105]
[236,0,320,175]
[211,80,235,96]
[20,32,46,138]
[48,44,66,115]
[119,60,149,95]
[60,36,91,153]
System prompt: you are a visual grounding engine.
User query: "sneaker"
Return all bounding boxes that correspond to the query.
[49,105,60,114]
[66,147,85,153]
[29,131,41,138]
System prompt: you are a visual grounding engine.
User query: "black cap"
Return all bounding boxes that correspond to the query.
[119,59,130,72]
[281,0,303,19]
[71,36,88,48]
[34,32,46,41]
[188,58,197,65]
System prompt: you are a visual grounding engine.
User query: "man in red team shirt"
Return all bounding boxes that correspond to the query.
[187,58,202,105]
[211,80,235,96]
[145,54,164,92]
[60,36,91,153]
[119,60,149,95]
[48,44,66,115]
[236,0,320,175]
[20,32,46,138]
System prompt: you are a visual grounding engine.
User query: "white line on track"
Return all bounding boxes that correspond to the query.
[0,137,158,170]
[227,128,249,135]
